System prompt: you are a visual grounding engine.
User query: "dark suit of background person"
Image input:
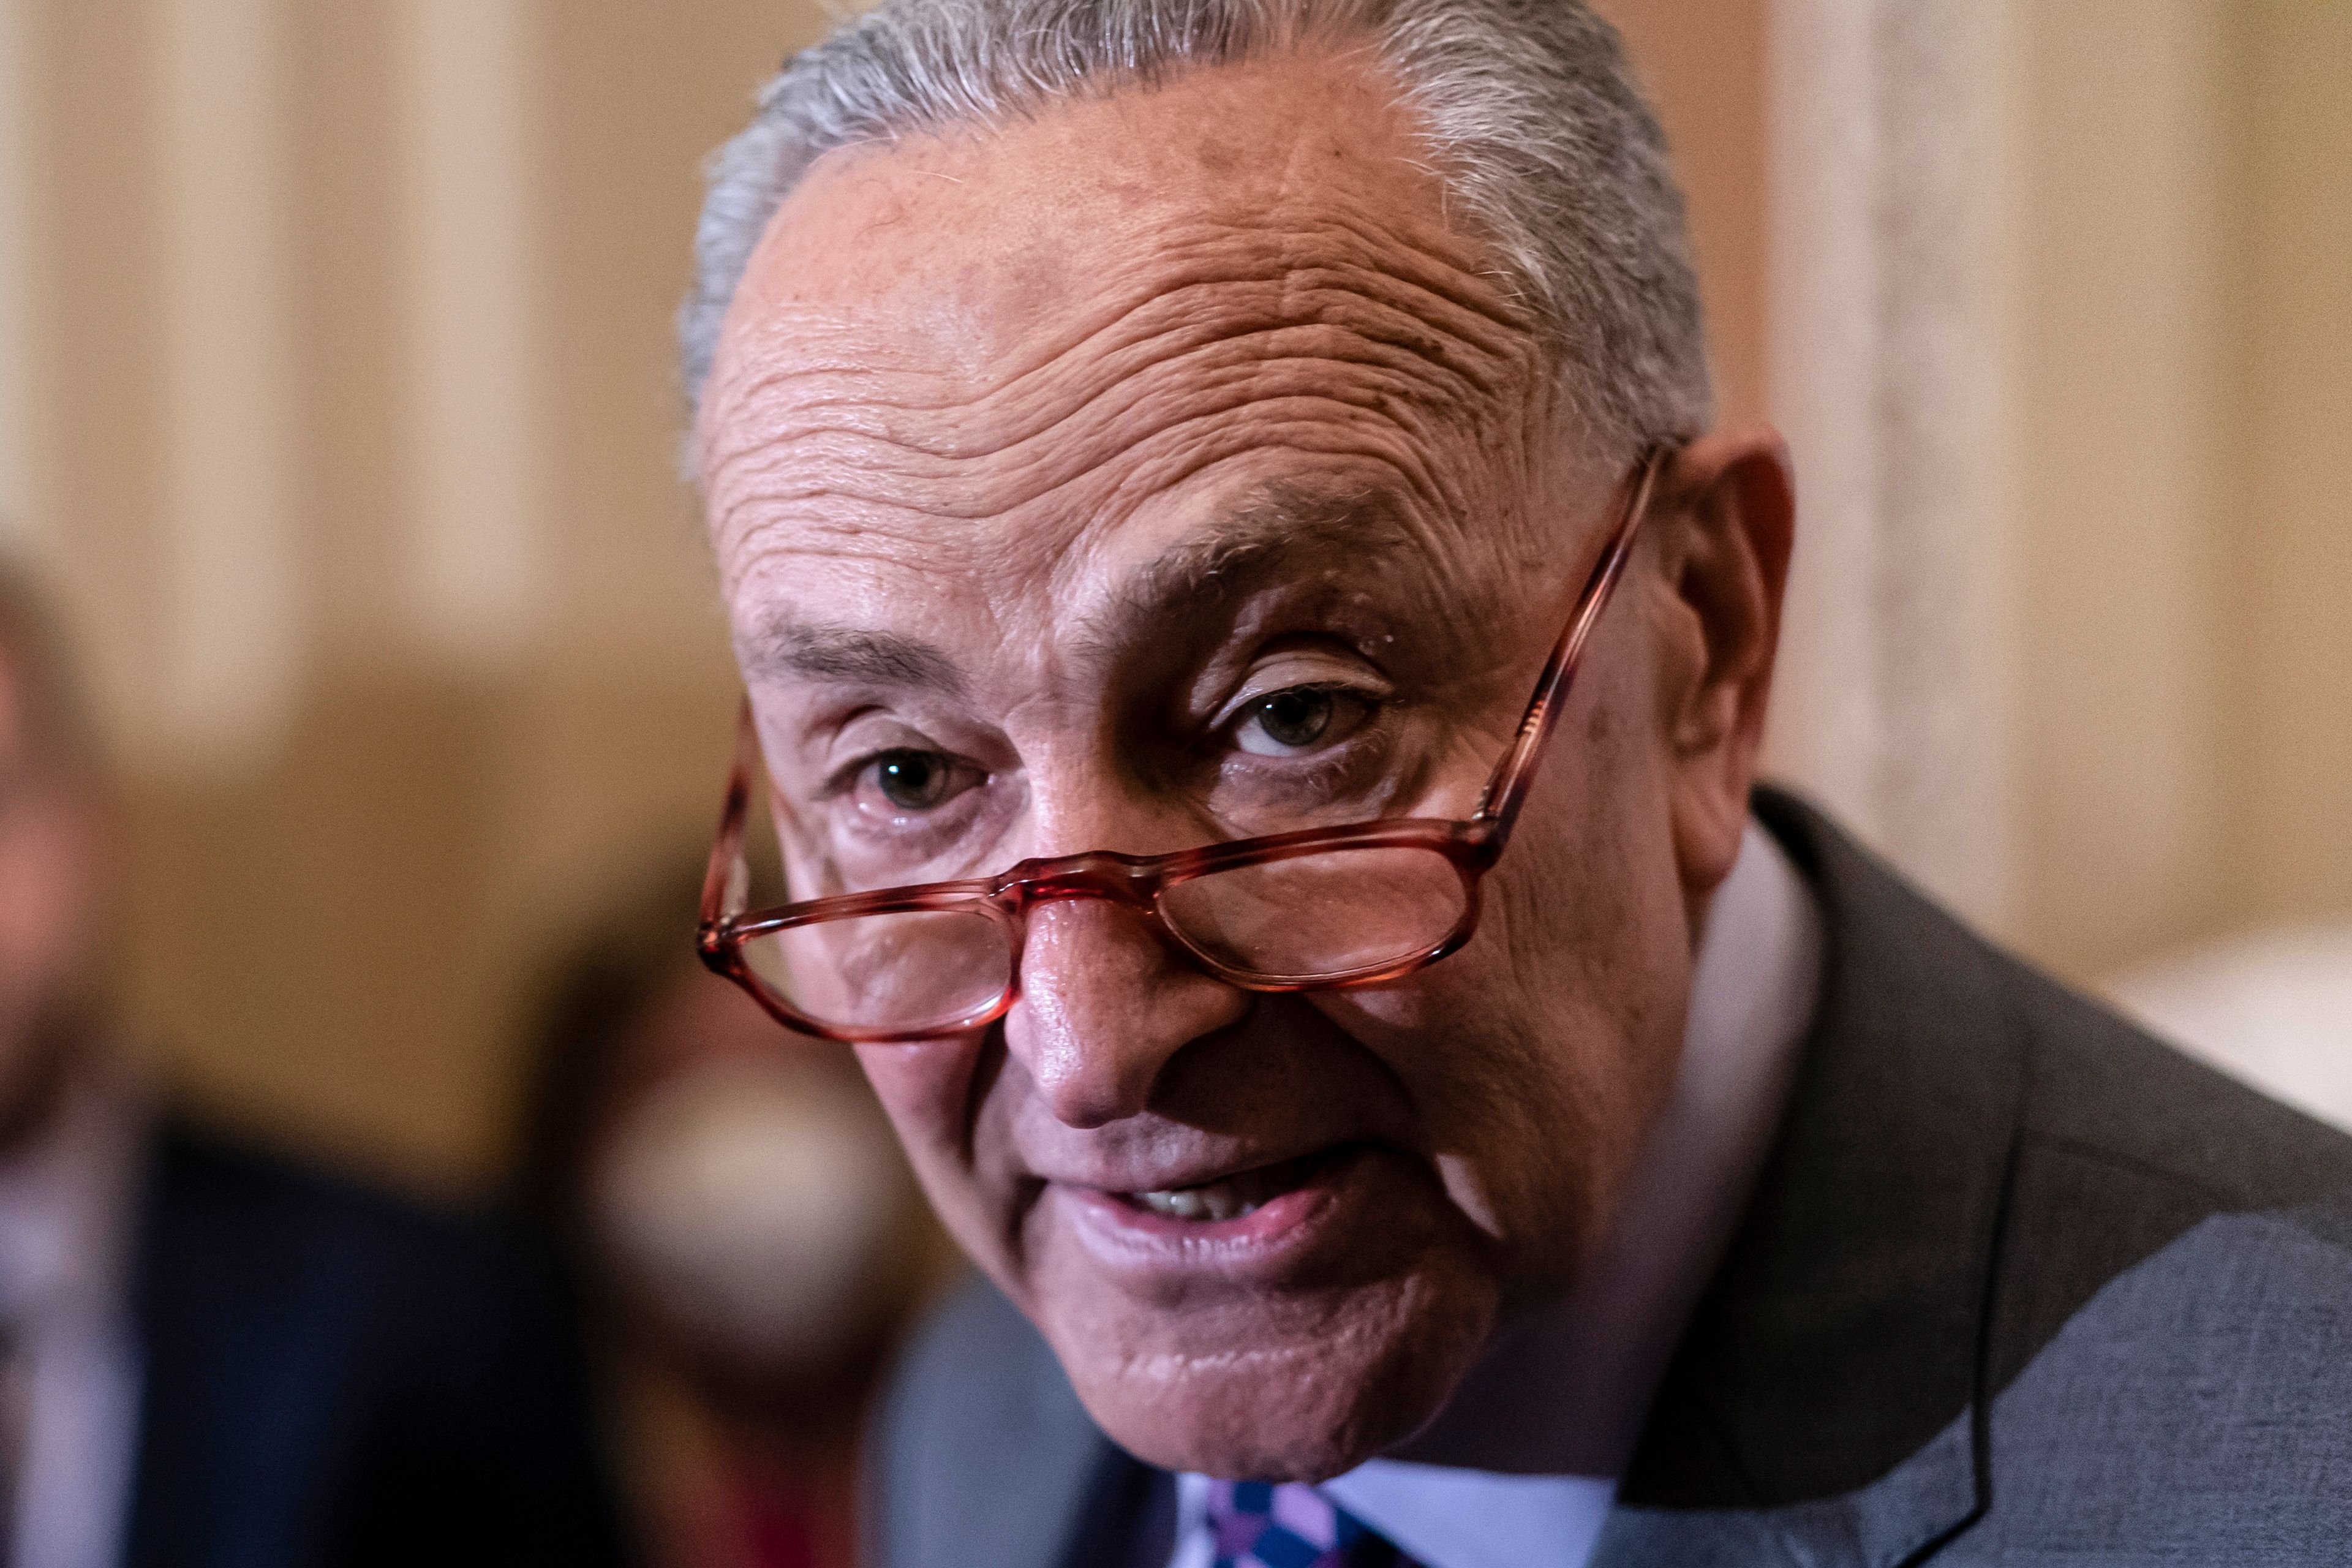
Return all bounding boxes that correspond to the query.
[118,1123,630,1568]
[0,559,630,1567]
[875,795,2352,1568]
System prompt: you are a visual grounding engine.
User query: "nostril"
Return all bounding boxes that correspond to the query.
[1009,978,1159,1129]
[1001,898,1253,1128]
[1041,1075,1139,1132]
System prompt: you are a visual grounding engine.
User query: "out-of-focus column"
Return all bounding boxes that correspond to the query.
[400,0,545,662]
[0,0,42,552]
[1763,0,2012,933]
[2235,4,2352,929]
[2004,1,2237,976]
[154,0,301,765]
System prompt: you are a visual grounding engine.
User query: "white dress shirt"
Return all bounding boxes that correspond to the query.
[0,1072,148,1568]
[1169,820,1823,1568]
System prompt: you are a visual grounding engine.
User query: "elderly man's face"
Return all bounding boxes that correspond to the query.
[699,53,1783,1477]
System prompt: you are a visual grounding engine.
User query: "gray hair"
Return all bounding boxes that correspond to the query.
[680,0,1709,466]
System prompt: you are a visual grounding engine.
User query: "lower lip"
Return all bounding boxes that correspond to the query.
[1050,1146,1374,1287]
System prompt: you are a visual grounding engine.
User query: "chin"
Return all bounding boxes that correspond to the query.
[1044,1267,1498,1481]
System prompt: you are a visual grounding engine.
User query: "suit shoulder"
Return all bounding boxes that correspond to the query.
[1967,1198,2352,1557]
[1755,790,2352,1409]
[871,1275,1117,1568]
[1760,783,2352,1212]
[1967,951,2352,1402]
[879,1272,1078,1483]
[2002,959,2352,1209]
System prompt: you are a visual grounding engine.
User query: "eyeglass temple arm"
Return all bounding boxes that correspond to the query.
[699,703,761,941]
[1471,449,1666,837]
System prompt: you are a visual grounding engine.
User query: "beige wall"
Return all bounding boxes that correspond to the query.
[5,0,829,1188]
[2005,0,2352,979]
[0,0,2343,1191]
[1600,0,1770,430]
[1640,0,2352,988]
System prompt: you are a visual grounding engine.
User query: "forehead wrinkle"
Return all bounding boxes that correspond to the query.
[968,235,1536,472]
[750,134,1534,390]
[712,496,989,613]
[706,166,1561,654]
[708,320,1499,570]
[715,309,1503,512]
[706,221,1538,524]
[1076,214,1535,387]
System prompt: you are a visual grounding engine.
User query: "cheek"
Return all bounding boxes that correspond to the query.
[1314,695,1691,1289]
[854,1040,997,1238]
[1319,967,1630,1293]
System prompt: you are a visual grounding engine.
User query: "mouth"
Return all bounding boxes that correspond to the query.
[1042,1142,1390,1291]
[1115,1149,1343,1223]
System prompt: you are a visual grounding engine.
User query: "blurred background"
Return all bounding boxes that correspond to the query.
[0,0,2345,1189]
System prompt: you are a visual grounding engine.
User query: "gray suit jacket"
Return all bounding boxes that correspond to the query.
[870,793,2352,1567]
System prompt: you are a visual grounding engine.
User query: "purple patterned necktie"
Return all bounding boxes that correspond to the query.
[1205,1480,1425,1568]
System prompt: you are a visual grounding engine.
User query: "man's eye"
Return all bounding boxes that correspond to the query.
[1232,687,1372,757]
[864,749,963,812]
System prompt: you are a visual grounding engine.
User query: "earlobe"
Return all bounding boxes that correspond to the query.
[1657,427,1796,892]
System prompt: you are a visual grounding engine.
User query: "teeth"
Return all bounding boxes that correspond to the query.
[1133,1185,1259,1221]
[1129,1158,1317,1222]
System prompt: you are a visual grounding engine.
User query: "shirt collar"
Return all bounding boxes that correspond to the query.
[1320,1464,1616,1568]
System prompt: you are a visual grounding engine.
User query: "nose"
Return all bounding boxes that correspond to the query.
[1003,896,1250,1128]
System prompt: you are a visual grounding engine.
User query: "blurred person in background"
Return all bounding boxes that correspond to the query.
[0,556,629,1568]
[512,859,937,1568]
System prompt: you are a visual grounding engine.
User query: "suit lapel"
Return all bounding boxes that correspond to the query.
[1602,792,2024,1566]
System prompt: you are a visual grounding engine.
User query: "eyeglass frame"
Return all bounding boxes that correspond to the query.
[698,446,1670,1043]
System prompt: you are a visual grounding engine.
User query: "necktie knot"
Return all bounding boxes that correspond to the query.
[1205,1480,1420,1568]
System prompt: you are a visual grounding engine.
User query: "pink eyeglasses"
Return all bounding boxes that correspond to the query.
[698,449,1666,1042]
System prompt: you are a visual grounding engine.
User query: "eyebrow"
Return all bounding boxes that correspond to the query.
[1092,482,1423,648]
[735,619,967,696]
[736,484,1425,695]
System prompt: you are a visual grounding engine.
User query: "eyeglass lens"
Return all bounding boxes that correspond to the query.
[733,841,1474,1035]
[737,907,1012,1036]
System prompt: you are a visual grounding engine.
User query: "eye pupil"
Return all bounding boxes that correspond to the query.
[1256,688,1333,748]
[875,751,949,810]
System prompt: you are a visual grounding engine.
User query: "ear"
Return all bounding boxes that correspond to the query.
[1646,427,1795,897]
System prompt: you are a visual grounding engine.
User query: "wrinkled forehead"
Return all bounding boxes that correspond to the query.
[695,52,1561,674]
